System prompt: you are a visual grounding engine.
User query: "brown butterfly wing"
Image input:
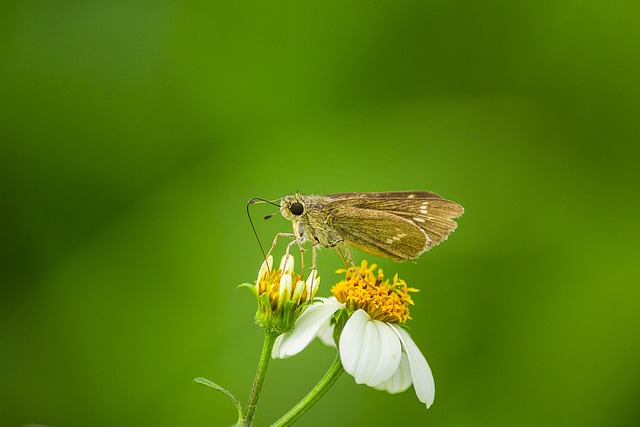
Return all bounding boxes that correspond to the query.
[325,190,442,200]
[329,197,464,253]
[324,204,428,261]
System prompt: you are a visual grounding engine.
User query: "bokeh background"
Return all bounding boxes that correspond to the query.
[2,1,639,426]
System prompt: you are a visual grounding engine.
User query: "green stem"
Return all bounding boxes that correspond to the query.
[271,356,345,427]
[242,331,278,426]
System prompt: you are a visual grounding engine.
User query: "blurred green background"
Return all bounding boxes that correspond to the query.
[1,1,639,426]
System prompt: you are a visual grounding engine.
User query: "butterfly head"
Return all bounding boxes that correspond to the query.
[280,193,307,221]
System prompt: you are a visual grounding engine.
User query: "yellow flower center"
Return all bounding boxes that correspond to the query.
[257,268,303,311]
[330,260,419,324]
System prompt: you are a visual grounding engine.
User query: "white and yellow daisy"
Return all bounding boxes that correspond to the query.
[273,261,435,408]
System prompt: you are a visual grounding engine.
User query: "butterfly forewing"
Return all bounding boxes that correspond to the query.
[326,191,442,200]
[326,197,463,252]
[325,205,428,261]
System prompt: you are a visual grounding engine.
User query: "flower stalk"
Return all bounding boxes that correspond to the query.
[241,330,279,426]
[271,356,345,427]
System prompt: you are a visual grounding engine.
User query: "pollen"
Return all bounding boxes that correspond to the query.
[330,260,419,324]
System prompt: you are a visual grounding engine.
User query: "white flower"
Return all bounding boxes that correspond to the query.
[273,296,435,408]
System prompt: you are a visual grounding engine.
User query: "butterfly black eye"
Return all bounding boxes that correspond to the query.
[290,202,304,216]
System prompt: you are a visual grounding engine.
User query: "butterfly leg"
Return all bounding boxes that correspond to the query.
[302,241,320,280]
[311,242,318,271]
[266,232,297,259]
[285,237,306,276]
[266,232,305,273]
[335,244,374,284]
[335,244,357,269]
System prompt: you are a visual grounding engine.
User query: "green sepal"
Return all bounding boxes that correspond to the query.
[193,377,243,424]
[255,293,275,331]
[238,283,256,294]
[282,300,295,330]
[257,293,273,314]
[331,308,350,347]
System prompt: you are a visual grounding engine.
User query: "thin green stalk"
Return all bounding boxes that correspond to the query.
[271,356,345,427]
[242,331,278,426]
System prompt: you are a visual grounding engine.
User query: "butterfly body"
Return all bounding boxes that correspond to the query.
[279,191,463,262]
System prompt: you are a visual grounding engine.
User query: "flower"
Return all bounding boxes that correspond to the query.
[272,261,435,408]
[242,254,320,334]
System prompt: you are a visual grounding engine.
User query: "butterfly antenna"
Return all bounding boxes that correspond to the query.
[247,197,281,264]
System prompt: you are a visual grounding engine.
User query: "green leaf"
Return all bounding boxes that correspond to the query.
[194,377,243,423]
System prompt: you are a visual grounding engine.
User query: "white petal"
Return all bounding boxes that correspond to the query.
[279,254,294,274]
[391,325,435,408]
[256,255,273,284]
[305,269,320,300]
[291,280,305,302]
[317,296,339,347]
[278,274,292,304]
[317,320,336,347]
[372,351,412,393]
[338,310,368,379]
[339,310,402,387]
[272,298,344,358]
